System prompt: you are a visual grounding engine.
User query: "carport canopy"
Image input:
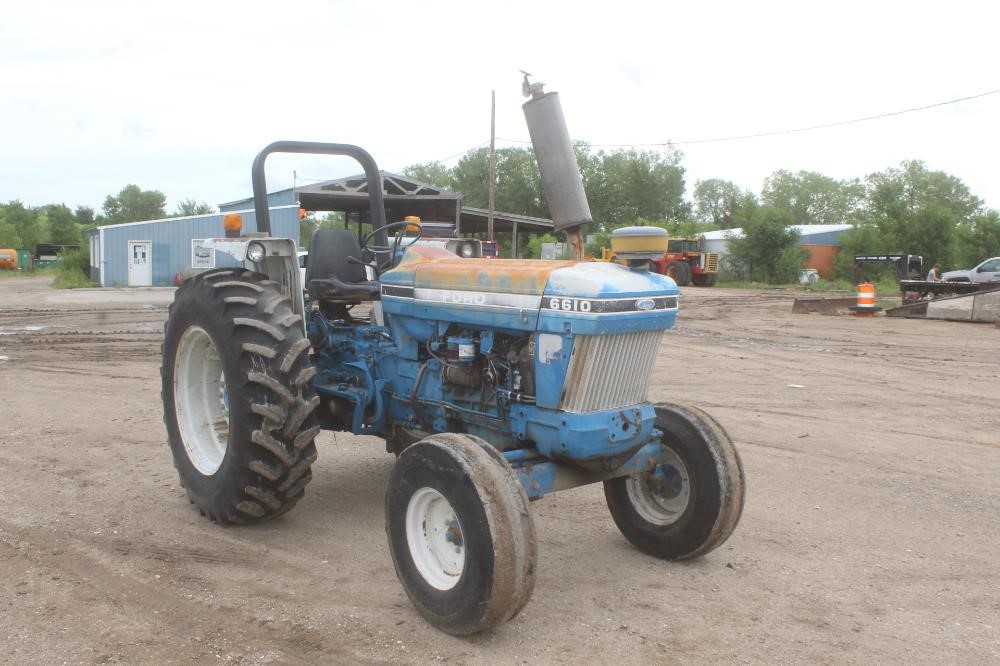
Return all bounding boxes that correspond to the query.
[294,172,554,235]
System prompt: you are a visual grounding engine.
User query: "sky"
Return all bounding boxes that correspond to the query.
[3,0,999,216]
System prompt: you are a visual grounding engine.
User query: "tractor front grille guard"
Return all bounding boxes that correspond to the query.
[560,330,663,413]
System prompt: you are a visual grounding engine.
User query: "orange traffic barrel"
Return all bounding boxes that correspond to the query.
[849,282,881,316]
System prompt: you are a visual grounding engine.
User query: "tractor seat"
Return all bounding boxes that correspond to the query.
[304,228,380,301]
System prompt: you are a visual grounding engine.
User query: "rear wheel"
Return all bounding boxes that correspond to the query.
[385,433,536,635]
[665,260,692,286]
[162,268,320,523]
[604,402,744,559]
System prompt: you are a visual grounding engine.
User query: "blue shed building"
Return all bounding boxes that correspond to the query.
[87,205,299,287]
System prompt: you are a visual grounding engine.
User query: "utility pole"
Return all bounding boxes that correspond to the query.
[488,89,496,242]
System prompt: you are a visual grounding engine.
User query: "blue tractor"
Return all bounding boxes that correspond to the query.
[161,82,744,635]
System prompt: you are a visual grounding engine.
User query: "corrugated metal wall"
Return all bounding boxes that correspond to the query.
[96,206,300,287]
[218,189,296,213]
[801,244,841,278]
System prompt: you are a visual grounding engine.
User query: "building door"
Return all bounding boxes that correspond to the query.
[128,240,152,286]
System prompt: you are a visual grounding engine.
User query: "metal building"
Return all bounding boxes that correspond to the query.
[701,224,853,279]
[87,206,299,287]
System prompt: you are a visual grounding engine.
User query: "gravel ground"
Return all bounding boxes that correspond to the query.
[1,275,998,664]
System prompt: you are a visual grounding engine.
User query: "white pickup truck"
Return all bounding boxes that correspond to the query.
[942,257,1000,283]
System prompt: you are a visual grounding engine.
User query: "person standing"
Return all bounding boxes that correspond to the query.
[927,263,943,282]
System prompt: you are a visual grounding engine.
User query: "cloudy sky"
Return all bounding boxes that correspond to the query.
[3,1,999,215]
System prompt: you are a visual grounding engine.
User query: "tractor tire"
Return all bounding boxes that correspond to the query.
[385,433,536,635]
[604,402,744,560]
[692,273,718,287]
[161,268,320,524]
[665,260,692,286]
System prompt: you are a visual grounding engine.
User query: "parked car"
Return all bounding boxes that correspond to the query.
[941,257,1000,283]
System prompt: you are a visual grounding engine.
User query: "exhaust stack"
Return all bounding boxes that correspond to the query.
[521,74,592,260]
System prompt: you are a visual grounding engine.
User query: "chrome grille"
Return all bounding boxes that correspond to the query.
[560,330,664,413]
[705,253,720,272]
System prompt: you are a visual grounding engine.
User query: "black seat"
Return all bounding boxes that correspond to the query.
[305,229,380,301]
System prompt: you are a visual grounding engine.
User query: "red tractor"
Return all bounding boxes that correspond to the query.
[597,227,720,287]
[652,237,719,287]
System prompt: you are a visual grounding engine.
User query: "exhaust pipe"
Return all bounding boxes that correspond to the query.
[521,74,592,260]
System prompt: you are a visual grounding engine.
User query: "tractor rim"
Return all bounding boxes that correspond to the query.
[405,487,465,590]
[626,447,691,526]
[174,325,229,476]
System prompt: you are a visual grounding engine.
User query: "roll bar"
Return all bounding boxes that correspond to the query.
[251,141,387,247]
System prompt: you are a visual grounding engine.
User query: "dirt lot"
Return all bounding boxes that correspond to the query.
[1,275,998,664]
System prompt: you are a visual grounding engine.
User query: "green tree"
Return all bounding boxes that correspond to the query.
[45,204,81,245]
[726,205,806,283]
[863,160,982,266]
[582,147,690,227]
[0,208,22,248]
[101,185,167,224]
[74,205,95,228]
[693,178,746,227]
[449,147,548,218]
[1,201,40,252]
[762,170,864,226]
[402,161,454,190]
[955,210,1000,268]
[174,199,214,217]
[832,224,894,280]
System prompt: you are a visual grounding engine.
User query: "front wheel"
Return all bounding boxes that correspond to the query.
[385,433,536,635]
[665,260,692,286]
[604,402,744,559]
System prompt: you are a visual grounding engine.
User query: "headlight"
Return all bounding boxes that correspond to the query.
[460,242,476,258]
[246,242,266,263]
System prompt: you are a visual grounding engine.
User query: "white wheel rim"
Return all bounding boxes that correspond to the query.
[626,448,691,526]
[405,487,465,590]
[173,325,229,475]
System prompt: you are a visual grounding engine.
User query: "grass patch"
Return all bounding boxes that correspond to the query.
[719,275,903,296]
[52,270,96,289]
[51,248,97,289]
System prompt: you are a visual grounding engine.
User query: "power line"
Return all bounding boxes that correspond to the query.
[431,141,489,164]
[495,87,1000,149]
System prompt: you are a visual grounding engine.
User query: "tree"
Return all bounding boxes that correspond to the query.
[726,205,806,283]
[955,210,1000,268]
[449,147,548,218]
[693,178,746,227]
[863,160,983,266]
[582,146,690,227]
[761,170,864,226]
[832,224,894,280]
[0,208,22,248]
[174,199,214,217]
[402,161,454,190]
[45,204,81,245]
[101,185,167,224]
[408,144,692,233]
[1,201,40,252]
[74,205,95,228]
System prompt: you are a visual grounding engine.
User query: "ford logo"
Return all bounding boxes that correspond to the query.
[635,298,656,311]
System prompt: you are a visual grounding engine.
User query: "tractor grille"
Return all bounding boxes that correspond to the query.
[560,330,664,413]
[705,253,720,272]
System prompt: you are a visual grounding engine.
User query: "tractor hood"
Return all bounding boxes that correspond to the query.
[380,246,679,335]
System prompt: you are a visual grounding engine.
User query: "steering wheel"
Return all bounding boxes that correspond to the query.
[361,220,423,273]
